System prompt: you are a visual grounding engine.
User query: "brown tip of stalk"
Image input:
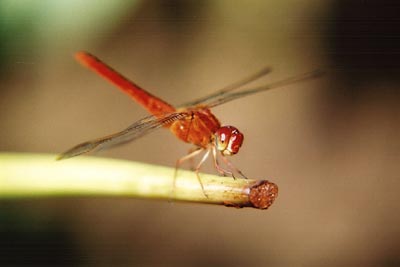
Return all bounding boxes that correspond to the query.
[249,180,278,209]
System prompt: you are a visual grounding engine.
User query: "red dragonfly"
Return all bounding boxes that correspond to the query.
[59,52,321,193]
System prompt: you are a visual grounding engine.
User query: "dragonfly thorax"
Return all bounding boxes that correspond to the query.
[214,126,244,156]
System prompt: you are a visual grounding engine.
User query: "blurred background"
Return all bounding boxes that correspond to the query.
[1,0,399,266]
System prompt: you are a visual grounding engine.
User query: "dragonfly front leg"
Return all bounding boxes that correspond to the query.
[211,146,234,178]
[220,154,247,179]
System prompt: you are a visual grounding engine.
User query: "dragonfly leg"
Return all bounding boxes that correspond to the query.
[187,146,199,171]
[211,146,235,178]
[173,147,204,197]
[193,148,211,198]
[220,154,248,179]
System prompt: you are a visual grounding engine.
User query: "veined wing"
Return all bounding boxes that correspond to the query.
[179,66,272,108]
[203,70,324,108]
[57,112,187,160]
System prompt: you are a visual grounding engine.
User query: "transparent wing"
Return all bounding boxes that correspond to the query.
[57,112,187,160]
[179,66,272,108]
[204,70,324,108]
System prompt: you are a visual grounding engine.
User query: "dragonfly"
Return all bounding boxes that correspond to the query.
[58,52,322,195]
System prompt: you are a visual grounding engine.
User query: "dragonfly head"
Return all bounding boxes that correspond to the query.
[214,126,244,156]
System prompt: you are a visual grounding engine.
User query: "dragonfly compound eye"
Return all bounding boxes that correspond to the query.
[215,126,244,156]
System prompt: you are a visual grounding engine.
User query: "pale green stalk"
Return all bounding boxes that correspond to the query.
[0,153,277,209]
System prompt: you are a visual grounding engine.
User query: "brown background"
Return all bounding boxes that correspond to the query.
[0,1,399,266]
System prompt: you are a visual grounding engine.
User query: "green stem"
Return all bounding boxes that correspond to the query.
[0,153,278,209]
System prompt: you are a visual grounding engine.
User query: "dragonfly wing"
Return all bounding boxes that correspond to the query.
[57,112,187,160]
[205,70,324,108]
[179,66,272,108]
